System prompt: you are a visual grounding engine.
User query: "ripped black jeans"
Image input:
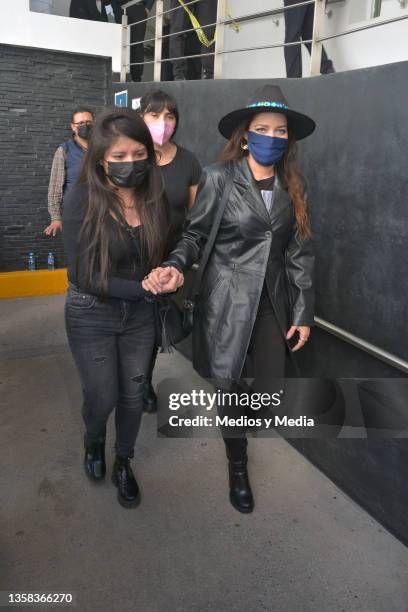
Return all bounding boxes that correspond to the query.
[65,283,156,458]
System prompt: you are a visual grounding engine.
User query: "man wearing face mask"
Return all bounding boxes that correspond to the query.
[44,108,94,237]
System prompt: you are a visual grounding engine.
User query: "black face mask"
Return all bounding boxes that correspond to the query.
[77,124,92,140]
[106,159,150,188]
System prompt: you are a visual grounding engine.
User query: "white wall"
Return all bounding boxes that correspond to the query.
[0,0,122,72]
[321,0,408,72]
[222,0,408,78]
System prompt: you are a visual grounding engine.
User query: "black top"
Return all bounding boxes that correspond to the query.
[254,175,275,191]
[62,183,151,300]
[160,145,201,238]
[255,175,275,215]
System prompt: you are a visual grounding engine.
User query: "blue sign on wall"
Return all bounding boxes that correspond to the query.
[114,90,128,107]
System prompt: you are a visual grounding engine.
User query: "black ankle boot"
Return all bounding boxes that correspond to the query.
[84,440,106,482]
[111,456,141,508]
[143,380,158,414]
[228,459,254,513]
[224,438,254,513]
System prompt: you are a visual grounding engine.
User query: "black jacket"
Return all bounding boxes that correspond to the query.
[110,0,155,23]
[69,0,109,21]
[163,157,315,383]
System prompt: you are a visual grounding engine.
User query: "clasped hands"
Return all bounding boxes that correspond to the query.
[142,266,184,295]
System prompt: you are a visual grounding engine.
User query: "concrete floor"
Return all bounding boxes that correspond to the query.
[1,295,408,612]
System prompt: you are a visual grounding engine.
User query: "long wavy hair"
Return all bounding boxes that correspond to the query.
[221,118,311,239]
[77,107,169,296]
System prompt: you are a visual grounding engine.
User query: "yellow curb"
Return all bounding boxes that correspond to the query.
[0,269,68,299]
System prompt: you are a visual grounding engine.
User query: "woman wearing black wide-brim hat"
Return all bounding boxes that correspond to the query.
[143,85,316,513]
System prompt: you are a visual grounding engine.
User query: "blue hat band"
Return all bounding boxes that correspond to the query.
[247,101,289,110]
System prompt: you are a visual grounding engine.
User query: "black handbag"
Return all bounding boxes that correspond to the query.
[157,165,234,352]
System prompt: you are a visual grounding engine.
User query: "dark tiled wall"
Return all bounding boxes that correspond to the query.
[0,44,111,271]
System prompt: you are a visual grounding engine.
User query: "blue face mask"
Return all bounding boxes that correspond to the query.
[247,131,288,166]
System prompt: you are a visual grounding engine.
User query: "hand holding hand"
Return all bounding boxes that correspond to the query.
[142,266,184,294]
[286,325,310,352]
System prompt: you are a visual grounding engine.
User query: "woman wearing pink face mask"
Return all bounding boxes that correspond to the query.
[140,90,202,412]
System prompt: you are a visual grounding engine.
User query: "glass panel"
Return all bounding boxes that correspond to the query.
[373,0,382,17]
[29,0,54,13]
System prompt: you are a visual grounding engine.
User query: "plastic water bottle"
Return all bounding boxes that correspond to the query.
[28,252,36,271]
[47,252,55,271]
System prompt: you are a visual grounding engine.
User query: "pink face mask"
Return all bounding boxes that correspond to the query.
[147,120,175,146]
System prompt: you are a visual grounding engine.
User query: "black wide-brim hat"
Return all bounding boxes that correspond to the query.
[218,84,316,141]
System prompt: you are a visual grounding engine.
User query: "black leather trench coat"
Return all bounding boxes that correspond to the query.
[163,157,315,383]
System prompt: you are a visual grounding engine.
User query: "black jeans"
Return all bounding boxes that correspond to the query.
[283,0,334,78]
[219,286,287,461]
[169,0,217,78]
[65,284,156,457]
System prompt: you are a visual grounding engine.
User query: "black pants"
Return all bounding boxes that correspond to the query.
[128,2,148,82]
[161,23,174,81]
[169,0,217,78]
[219,286,287,461]
[65,284,156,457]
[283,0,334,78]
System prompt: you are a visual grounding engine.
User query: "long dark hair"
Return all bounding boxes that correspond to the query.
[140,89,179,138]
[221,118,311,239]
[77,107,169,296]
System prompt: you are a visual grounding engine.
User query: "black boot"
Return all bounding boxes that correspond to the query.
[84,440,106,482]
[111,456,141,508]
[228,459,254,513]
[225,439,254,513]
[143,380,158,414]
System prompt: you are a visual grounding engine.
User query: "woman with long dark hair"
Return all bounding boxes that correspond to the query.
[139,89,202,412]
[143,85,315,514]
[62,108,169,508]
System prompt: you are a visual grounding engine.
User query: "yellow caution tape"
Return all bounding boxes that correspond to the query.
[226,1,240,33]
[177,0,239,48]
[177,0,216,47]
